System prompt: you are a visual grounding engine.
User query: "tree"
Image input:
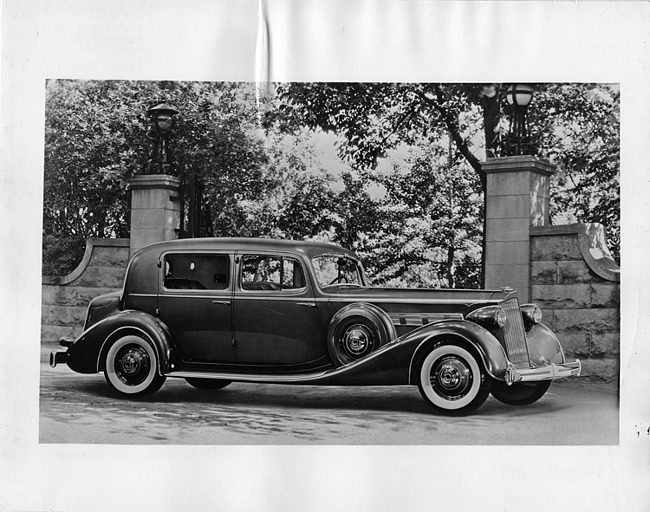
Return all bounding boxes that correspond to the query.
[268,83,485,180]
[43,80,147,275]
[43,80,344,275]
[44,80,620,286]
[332,134,483,288]
[267,82,620,261]
[212,129,342,240]
[43,81,271,273]
[530,83,620,257]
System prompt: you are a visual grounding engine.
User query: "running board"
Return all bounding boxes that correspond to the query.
[169,370,331,384]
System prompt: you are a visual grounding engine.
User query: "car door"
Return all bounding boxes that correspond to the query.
[232,252,326,364]
[156,251,235,363]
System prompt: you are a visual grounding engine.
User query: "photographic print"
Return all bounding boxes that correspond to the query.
[2,1,649,512]
[40,80,619,445]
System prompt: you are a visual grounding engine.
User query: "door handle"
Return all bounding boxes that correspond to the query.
[297,302,317,308]
[212,300,232,306]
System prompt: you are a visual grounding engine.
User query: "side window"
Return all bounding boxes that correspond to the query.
[282,257,306,289]
[241,255,306,291]
[163,253,230,291]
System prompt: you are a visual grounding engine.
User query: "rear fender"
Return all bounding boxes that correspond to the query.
[407,320,510,384]
[67,310,176,375]
[84,291,122,330]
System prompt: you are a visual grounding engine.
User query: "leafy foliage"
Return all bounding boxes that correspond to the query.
[530,83,620,256]
[268,83,484,178]
[270,82,620,261]
[330,137,483,288]
[43,80,620,286]
[43,81,329,274]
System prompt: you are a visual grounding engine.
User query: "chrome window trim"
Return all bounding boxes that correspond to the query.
[157,293,233,300]
[237,253,309,294]
[310,252,367,291]
[159,250,234,293]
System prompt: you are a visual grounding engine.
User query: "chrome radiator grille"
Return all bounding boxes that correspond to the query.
[500,297,530,368]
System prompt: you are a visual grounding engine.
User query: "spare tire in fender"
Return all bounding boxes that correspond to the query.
[327,302,397,366]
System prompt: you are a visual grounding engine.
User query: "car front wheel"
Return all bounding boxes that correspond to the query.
[104,335,166,397]
[491,380,552,406]
[418,343,491,416]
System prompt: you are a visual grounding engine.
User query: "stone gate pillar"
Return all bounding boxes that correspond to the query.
[128,174,181,256]
[482,155,555,302]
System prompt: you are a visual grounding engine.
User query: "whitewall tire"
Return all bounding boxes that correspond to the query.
[104,335,166,397]
[418,343,491,416]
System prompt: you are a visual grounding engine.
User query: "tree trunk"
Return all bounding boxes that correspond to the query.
[446,246,455,288]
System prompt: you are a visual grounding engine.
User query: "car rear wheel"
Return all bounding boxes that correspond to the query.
[418,343,491,416]
[491,380,552,406]
[185,378,231,390]
[104,335,166,397]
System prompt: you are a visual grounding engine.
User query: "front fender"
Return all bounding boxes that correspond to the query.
[407,320,510,383]
[66,310,176,375]
[526,323,565,366]
[300,320,509,386]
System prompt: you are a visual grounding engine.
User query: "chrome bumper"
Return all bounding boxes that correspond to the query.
[50,351,68,368]
[506,360,581,384]
[49,336,74,368]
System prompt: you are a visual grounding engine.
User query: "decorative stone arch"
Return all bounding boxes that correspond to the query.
[41,238,129,343]
[42,174,182,343]
[43,238,129,287]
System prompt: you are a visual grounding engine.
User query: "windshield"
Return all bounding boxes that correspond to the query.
[312,254,366,288]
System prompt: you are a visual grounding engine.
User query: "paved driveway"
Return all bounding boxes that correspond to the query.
[39,346,618,445]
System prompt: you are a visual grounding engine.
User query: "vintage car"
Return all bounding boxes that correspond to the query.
[50,237,581,415]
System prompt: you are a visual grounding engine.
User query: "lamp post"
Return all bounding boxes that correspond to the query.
[503,83,534,156]
[129,102,182,253]
[145,102,179,174]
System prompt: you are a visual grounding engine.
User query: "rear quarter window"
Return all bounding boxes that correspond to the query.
[163,253,230,291]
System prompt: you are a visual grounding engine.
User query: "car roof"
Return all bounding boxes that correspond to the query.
[136,237,358,260]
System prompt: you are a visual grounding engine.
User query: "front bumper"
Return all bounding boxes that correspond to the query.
[505,360,581,384]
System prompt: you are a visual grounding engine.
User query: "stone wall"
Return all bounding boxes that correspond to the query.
[530,223,620,381]
[41,238,130,343]
[483,155,554,303]
[41,225,621,384]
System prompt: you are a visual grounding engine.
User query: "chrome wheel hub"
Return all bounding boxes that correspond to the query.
[115,345,150,384]
[342,324,372,357]
[439,365,462,388]
[432,356,472,400]
[121,352,142,375]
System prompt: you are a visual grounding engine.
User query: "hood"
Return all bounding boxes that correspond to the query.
[323,285,514,306]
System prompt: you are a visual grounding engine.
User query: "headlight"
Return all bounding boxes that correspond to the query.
[521,304,542,329]
[467,306,507,330]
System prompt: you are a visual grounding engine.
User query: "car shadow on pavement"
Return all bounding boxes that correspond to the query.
[48,375,580,418]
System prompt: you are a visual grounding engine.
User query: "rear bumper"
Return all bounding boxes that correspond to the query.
[49,336,74,368]
[506,360,581,384]
[50,351,68,368]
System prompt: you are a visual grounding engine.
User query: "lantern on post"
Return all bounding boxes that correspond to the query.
[503,84,534,156]
[145,102,179,174]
